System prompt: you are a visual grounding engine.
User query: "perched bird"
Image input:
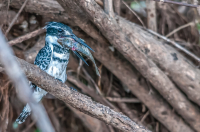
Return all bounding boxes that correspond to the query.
[57,37,100,76]
[15,22,94,124]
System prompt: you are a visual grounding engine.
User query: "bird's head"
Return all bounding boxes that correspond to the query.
[44,22,73,45]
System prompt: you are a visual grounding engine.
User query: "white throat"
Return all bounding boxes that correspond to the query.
[45,35,60,45]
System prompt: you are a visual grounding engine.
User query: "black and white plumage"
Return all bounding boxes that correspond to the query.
[15,22,93,124]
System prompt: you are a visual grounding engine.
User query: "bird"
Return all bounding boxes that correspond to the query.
[15,22,94,124]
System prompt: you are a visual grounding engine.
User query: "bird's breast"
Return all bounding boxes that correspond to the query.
[45,47,70,83]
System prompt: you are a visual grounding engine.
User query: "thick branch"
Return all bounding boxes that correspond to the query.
[0,58,149,132]
[10,1,198,131]
[11,0,200,108]
[72,0,200,131]
[73,31,194,132]
[23,25,194,132]
[117,16,200,107]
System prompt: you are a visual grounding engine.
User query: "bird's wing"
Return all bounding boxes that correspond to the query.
[34,44,52,71]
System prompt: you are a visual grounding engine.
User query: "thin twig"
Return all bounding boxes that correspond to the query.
[82,68,103,95]
[106,97,141,103]
[146,0,157,32]
[148,29,200,62]
[106,73,113,96]
[141,111,150,123]
[104,0,115,18]
[166,21,195,38]
[0,30,55,132]
[113,0,121,15]
[122,0,145,28]
[8,28,45,46]
[152,0,199,8]
[156,122,159,132]
[77,59,83,79]
[22,120,36,132]
[5,0,29,36]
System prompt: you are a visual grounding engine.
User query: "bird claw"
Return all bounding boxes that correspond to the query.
[69,87,77,91]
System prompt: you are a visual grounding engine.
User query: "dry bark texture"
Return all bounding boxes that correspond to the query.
[69,0,200,131]
[7,0,200,132]
[23,31,194,132]
[9,1,197,131]
[10,0,200,108]
[0,58,149,132]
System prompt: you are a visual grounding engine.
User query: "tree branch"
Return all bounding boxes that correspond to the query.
[70,0,200,131]
[0,57,149,132]
[113,0,121,15]
[10,1,198,131]
[22,27,194,132]
[104,0,114,17]
[8,28,45,46]
[11,0,200,108]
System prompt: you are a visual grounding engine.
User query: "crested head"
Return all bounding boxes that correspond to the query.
[44,22,73,45]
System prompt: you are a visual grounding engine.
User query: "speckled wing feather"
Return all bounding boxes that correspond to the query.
[34,43,52,71]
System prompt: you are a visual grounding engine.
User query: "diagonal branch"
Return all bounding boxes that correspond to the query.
[11,0,200,109]
[5,0,29,36]
[24,34,193,132]
[70,0,200,131]
[0,57,149,132]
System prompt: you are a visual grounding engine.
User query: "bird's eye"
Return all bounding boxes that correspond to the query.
[58,29,63,32]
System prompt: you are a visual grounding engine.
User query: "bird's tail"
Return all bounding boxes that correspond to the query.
[15,104,31,124]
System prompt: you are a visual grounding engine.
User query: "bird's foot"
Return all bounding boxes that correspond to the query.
[69,87,77,91]
[56,78,62,82]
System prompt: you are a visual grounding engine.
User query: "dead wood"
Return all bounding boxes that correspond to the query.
[117,16,200,107]
[8,0,199,131]
[113,0,121,15]
[68,0,200,131]
[8,28,45,46]
[11,0,200,108]
[21,27,194,132]
[73,30,194,132]
[146,0,157,31]
[24,31,193,132]
[66,103,110,132]
[0,58,149,132]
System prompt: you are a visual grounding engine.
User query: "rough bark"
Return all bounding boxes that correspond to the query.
[73,31,194,132]
[0,58,149,132]
[67,104,110,132]
[117,16,200,107]
[11,1,198,131]
[70,0,200,131]
[146,0,157,31]
[11,0,200,108]
[21,29,194,132]
[10,0,75,26]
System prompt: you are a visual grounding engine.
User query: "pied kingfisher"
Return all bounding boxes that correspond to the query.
[15,22,94,124]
